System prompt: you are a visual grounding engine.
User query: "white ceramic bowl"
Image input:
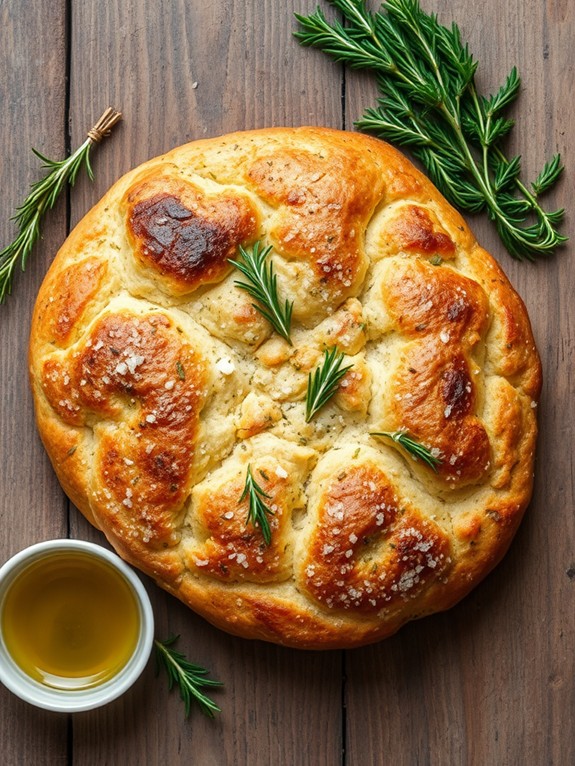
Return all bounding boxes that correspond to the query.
[0,539,154,712]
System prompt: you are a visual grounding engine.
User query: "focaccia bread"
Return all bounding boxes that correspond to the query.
[29,127,541,648]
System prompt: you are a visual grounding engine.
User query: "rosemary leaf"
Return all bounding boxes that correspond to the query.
[229,242,293,343]
[532,154,564,196]
[371,429,442,471]
[176,360,186,380]
[154,636,222,718]
[294,0,566,261]
[239,464,275,546]
[305,346,353,422]
[0,107,122,303]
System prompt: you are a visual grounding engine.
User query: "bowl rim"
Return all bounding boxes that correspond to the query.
[0,539,155,712]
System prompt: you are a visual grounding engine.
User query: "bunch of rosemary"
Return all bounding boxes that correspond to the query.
[295,0,566,261]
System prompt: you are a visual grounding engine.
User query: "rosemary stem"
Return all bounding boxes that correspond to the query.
[342,0,374,37]
[154,639,184,682]
[467,85,493,201]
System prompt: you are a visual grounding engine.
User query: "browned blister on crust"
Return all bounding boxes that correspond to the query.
[29,127,541,648]
[39,310,210,551]
[33,257,109,346]
[380,258,492,485]
[378,205,457,259]
[124,173,259,295]
[246,142,384,323]
[300,462,451,613]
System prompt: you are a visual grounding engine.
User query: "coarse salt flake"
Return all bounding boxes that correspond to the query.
[215,357,235,375]
[126,354,145,374]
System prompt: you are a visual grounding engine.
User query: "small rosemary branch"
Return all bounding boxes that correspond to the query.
[154,636,222,718]
[0,107,122,303]
[305,346,353,422]
[229,242,293,343]
[239,464,275,546]
[294,0,566,261]
[371,429,441,471]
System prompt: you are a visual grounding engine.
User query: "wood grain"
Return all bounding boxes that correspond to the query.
[67,2,343,765]
[0,0,573,764]
[0,1,69,764]
[344,2,575,764]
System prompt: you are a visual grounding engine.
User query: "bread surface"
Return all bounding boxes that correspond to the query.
[29,127,541,648]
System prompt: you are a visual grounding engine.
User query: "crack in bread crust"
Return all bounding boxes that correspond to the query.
[29,127,541,649]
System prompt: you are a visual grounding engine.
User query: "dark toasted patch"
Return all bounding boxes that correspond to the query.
[387,205,456,257]
[125,175,259,294]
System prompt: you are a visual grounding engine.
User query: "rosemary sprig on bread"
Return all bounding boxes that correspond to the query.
[229,242,294,342]
[295,0,566,261]
[371,429,442,471]
[239,465,276,545]
[305,346,353,422]
[0,108,121,303]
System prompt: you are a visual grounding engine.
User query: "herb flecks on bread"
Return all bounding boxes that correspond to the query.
[29,128,541,649]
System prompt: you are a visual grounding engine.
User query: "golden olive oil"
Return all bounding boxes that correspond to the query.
[1,553,140,690]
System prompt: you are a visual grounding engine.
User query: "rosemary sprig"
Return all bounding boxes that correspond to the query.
[154,636,222,718]
[371,429,441,471]
[229,242,293,343]
[239,464,275,546]
[0,107,122,303]
[305,346,353,422]
[294,0,566,261]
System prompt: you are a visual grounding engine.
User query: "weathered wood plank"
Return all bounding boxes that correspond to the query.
[2,0,573,763]
[343,1,575,764]
[67,1,344,764]
[0,1,69,764]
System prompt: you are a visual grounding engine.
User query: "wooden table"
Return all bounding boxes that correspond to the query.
[1,1,573,763]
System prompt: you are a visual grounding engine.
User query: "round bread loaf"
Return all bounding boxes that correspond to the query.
[29,127,541,648]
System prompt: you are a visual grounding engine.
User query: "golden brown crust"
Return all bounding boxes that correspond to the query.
[29,127,542,648]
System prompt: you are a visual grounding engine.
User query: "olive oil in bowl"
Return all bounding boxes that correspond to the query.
[1,552,141,690]
[0,541,154,711]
